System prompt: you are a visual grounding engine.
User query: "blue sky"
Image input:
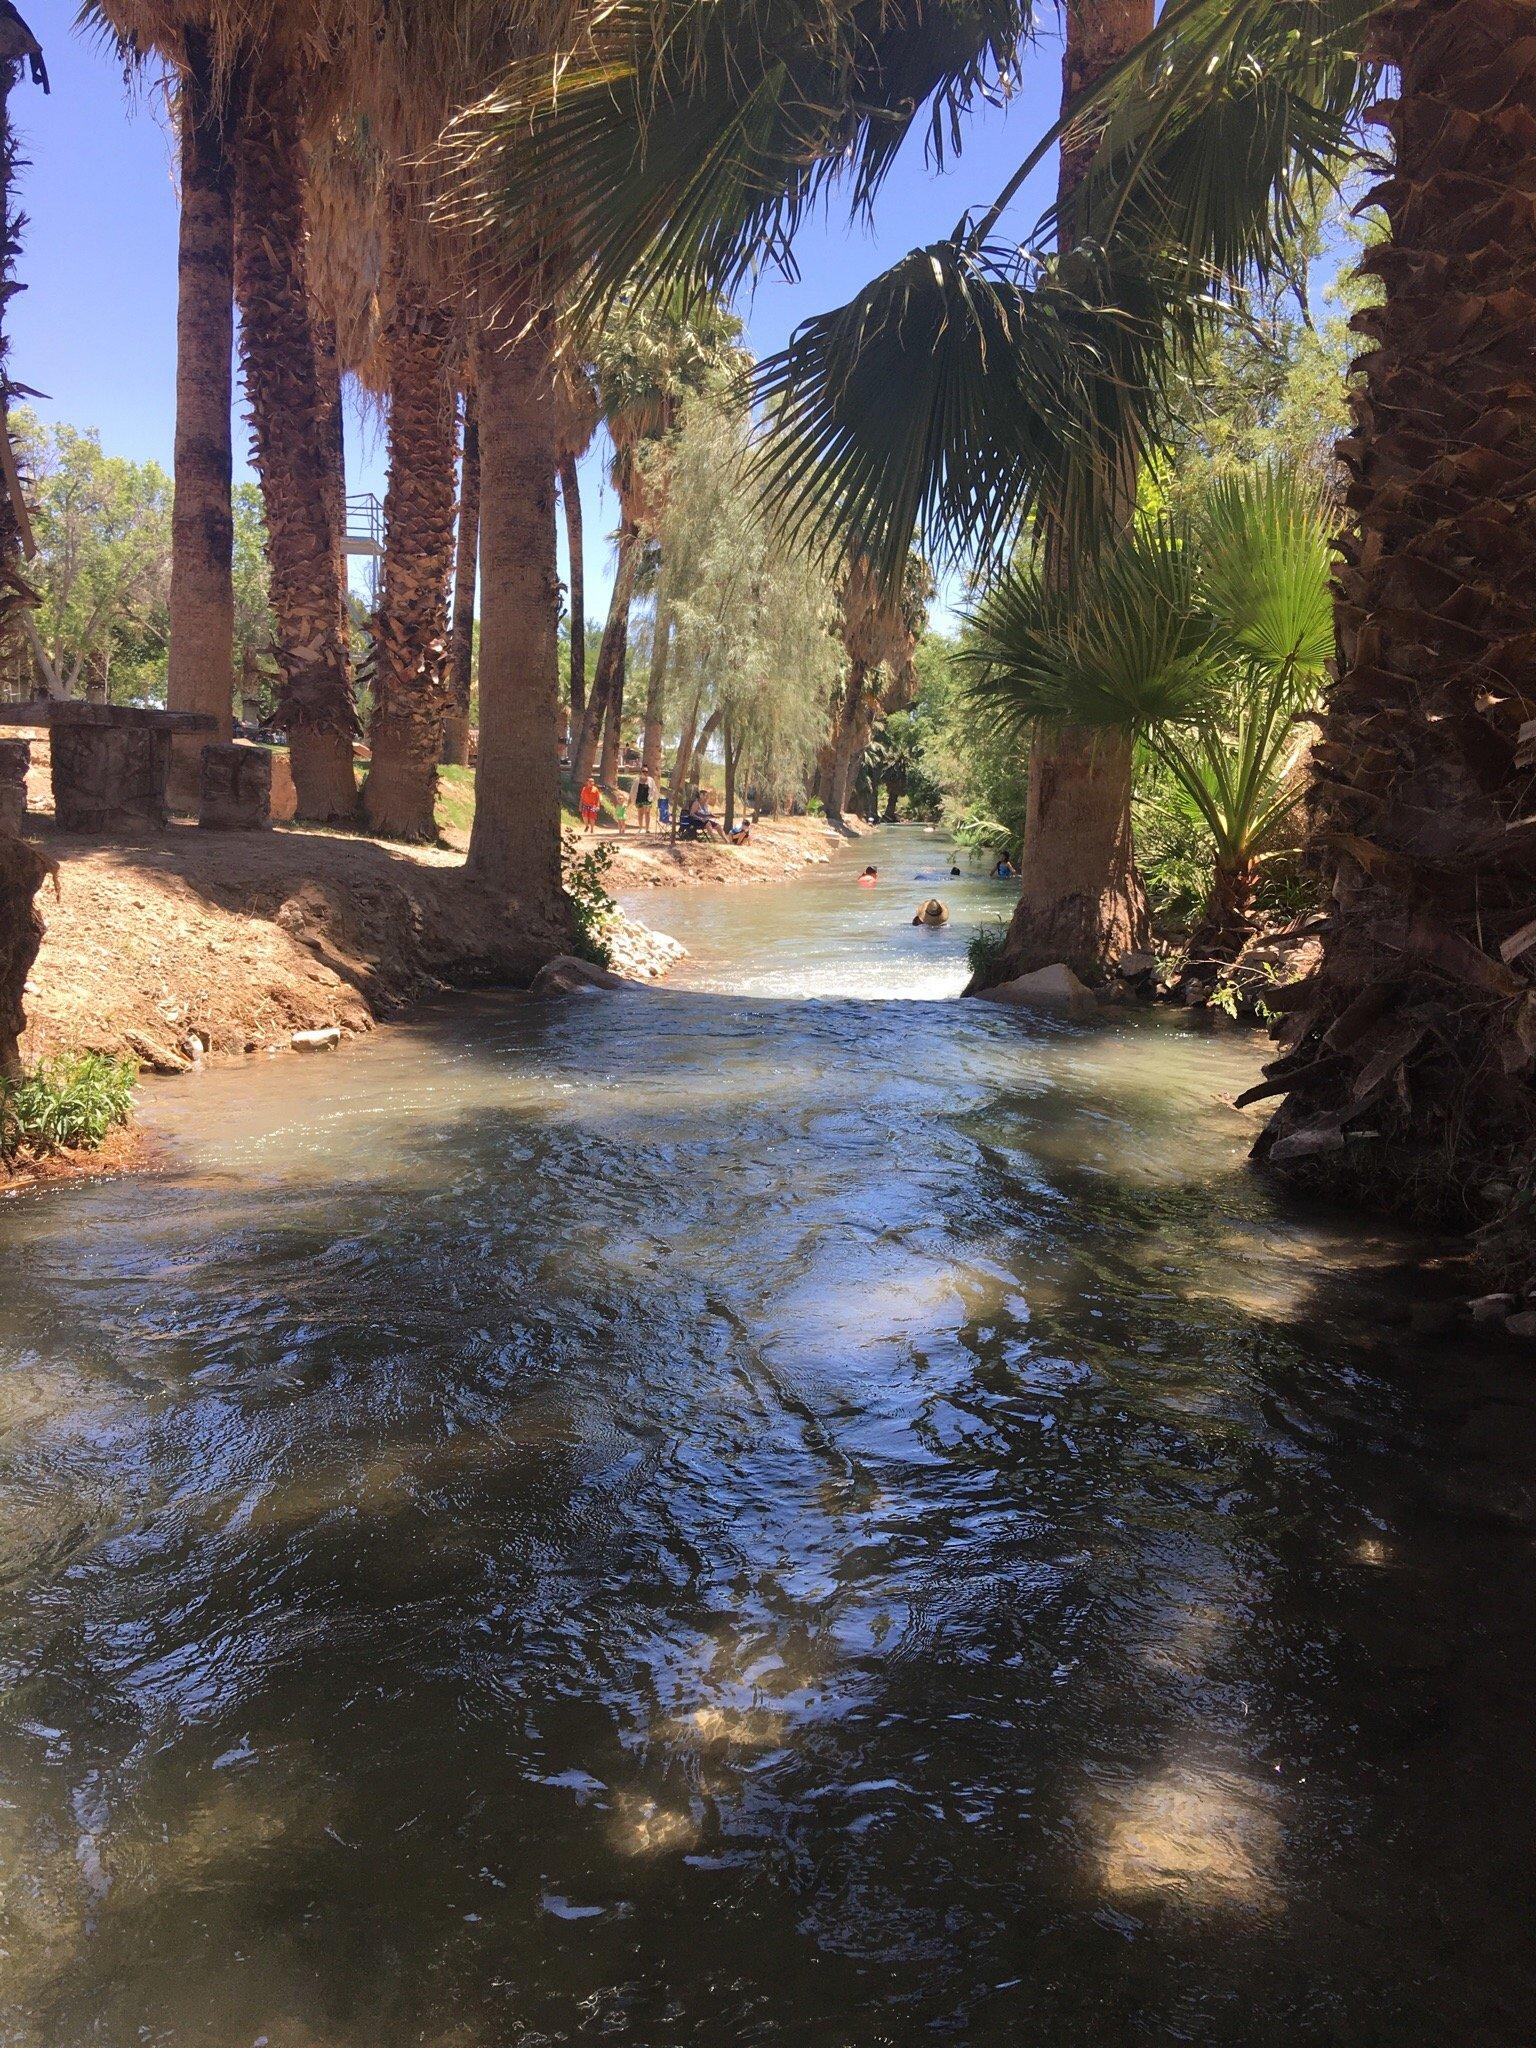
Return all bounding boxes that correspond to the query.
[13,2,1069,626]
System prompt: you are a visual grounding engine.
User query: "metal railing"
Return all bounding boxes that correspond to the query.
[343,493,384,555]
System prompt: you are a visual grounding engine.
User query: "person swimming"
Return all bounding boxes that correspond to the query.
[858,865,879,886]
[912,898,949,927]
[992,853,1018,878]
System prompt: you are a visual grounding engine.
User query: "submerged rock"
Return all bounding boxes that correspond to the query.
[291,1026,342,1052]
[530,954,628,996]
[979,963,1096,1012]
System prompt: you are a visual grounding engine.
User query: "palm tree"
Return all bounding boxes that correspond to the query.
[964,465,1333,981]
[0,3,43,698]
[161,23,238,809]
[441,383,479,768]
[353,1,578,922]
[435,0,1348,971]
[820,552,930,824]
[360,192,460,840]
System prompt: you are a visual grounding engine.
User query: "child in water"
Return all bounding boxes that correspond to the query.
[859,866,878,886]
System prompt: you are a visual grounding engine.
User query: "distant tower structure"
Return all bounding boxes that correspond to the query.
[343,491,383,610]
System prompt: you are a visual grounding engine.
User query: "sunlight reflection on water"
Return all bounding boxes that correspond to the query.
[0,830,1532,2044]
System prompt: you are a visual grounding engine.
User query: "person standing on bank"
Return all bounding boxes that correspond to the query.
[635,769,654,835]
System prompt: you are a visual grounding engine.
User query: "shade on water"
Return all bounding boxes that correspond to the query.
[0,830,1532,2045]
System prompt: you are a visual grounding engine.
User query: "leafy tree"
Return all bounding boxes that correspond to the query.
[648,383,839,817]
[12,411,172,701]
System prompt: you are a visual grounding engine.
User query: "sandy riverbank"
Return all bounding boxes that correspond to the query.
[17,810,864,1079]
[595,813,871,889]
[18,820,568,1075]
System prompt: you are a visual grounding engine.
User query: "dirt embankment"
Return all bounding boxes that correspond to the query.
[17,813,865,1077]
[21,821,566,1073]
[599,814,869,891]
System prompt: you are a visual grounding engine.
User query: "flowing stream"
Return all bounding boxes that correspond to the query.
[1,827,1533,2045]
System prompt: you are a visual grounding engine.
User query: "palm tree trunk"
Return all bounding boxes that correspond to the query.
[571,523,639,784]
[465,294,564,924]
[232,46,357,823]
[362,213,457,841]
[1257,0,1536,1242]
[442,388,479,768]
[1180,856,1260,988]
[598,633,627,789]
[165,25,236,812]
[641,603,671,780]
[0,48,36,698]
[821,661,867,822]
[985,0,1154,986]
[313,314,348,616]
[559,451,585,729]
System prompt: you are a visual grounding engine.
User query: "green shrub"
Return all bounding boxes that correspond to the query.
[966,918,1010,981]
[0,1053,137,1162]
[561,832,616,968]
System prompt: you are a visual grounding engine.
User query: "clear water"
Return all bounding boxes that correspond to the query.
[1,828,1533,2045]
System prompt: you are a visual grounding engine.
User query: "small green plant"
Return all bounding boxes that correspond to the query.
[966,918,1010,980]
[561,832,617,968]
[1208,958,1281,1023]
[806,794,825,817]
[0,1053,137,1162]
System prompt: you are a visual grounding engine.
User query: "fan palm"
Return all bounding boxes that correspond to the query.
[962,464,1332,974]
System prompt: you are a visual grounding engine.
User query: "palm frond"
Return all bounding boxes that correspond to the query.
[1043,0,1376,287]
[958,516,1225,736]
[750,236,1209,592]
[1194,464,1334,682]
[435,1,1037,318]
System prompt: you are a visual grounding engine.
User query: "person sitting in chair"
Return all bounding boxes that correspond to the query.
[687,792,728,841]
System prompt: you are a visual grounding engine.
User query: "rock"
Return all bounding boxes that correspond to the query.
[291,1026,342,1052]
[1469,1292,1516,1324]
[198,742,272,831]
[529,954,628,996]
[980,963,1096,1012]
[1115,950,1159,980]
[0,738,29,836]
[181,1032,206,1060]
[1504,1309,1536,1341]
[52,711,171,834]
[123,1028,191,1075]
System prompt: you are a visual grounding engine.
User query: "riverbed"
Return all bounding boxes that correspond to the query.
[1,828,1533,2044]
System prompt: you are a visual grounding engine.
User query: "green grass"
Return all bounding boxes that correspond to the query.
[0,1053,137,1162]
[435,764,477,839]
[966,919,1010,982]
[433,769,594,845]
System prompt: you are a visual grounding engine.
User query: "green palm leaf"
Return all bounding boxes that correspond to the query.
[752,236,1208,590]
[958,517,1226,735]
[438,1,1037,319]
[1194,464,1334,682]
